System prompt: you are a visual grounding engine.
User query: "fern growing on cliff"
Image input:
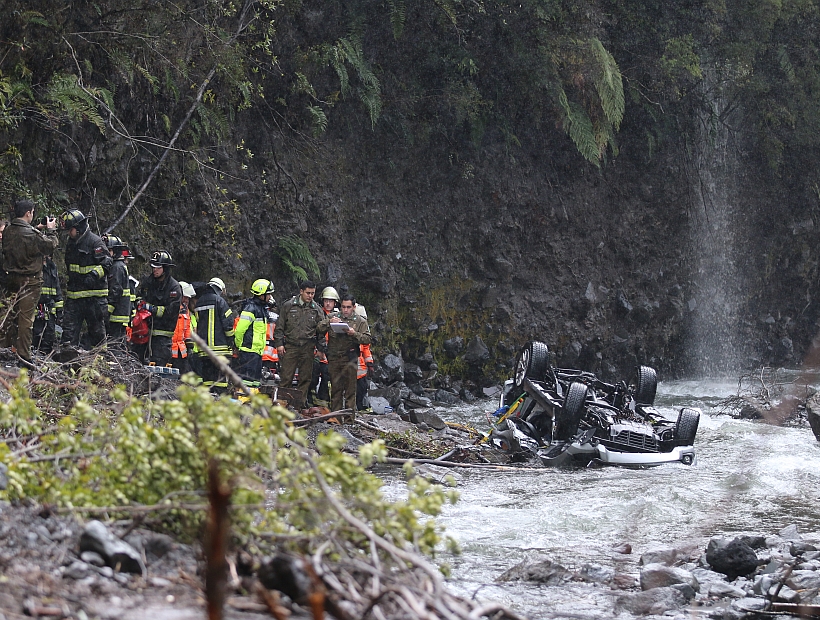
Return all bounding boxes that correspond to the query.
[276,235,320,284]
[43,73,112,133]
[338,36,382,128]
[590,38,625,131]
[387,0,406,39]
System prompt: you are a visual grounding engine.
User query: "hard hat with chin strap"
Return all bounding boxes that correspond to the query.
[321,286,340,302]
[150,250,175,268]
[208,277,226,292]
[251,278,275,296]
[61,209,87,230]
[179,281,196,298]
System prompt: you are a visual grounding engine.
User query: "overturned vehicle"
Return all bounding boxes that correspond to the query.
[492,342,700,467]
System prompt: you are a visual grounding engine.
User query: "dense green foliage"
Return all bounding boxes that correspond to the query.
[0,372,457,554]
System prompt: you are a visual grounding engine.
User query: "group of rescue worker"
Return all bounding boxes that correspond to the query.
[0,200,374,411]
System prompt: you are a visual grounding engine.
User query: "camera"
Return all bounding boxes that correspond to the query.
[38,216,56,227]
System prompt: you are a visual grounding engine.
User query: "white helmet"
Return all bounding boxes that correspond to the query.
[179,281,196,298]
[208,277,225,292]
[354,304,367,320]
[321,286,340,302]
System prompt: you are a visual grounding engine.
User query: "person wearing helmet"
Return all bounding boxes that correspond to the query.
[1,199,59,364]
[59,208,112,351]
[318,293,371,412]
[193,277,235,391]
[32,252,63,354]
[133,250,182,366]
[309,286,339,406]
[171,281,196,374]
[274,280,324,405]
[104,235,132,340]
[234,279,275,388]
[354,303,374,411]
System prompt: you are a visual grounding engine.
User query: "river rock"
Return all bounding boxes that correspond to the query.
[640,563,699,591]
[0,463,6,491]
[791,541,818,555]
[369,386,403,407]
[739,535,768,549]
[405,394,433,409]
[408,409,446,430]
[404,363,423,384]
[381,354,405,384]
[80,551,106,567]
[443,336,464,358]
[706,537,760,579]
[496,557,571,585]
[578,563,614,584]
[708,581,747,598]
[615,586,688,615]
[460,388,477,403]
[779,524,803,541]
[79,520,145,575]
[433,389,460,405]
[691,566,728,588]
[786,569,820,591]
[63,560,92,580]
[463,337,490,365]
[640,547,678,566]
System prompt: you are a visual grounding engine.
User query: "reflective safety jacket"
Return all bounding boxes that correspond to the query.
[137,274,181,338]
[39,257,63,317]
[172,306,192,359]
[65,229,111,299]
[193,290,234,357]
[262,311,278,363]
[235,297,268,355]
[107,259,131,326]
[358,343,373,380]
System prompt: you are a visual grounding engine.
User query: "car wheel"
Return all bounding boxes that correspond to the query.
[633,365,657,405]
[555,381,587,441]
[675,408,700,446]
[513,341,549,388]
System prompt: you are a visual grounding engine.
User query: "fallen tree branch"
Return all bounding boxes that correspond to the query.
[188,332,251,398]
[290,410,355,427]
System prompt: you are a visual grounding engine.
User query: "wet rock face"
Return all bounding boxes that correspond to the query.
[79,520,146,575]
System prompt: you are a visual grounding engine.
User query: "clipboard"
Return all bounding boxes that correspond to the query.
[330,322,350,333]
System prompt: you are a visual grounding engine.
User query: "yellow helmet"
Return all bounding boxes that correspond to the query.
[251,278,275,296]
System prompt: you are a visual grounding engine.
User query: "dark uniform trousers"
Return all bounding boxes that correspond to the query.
[2,275,42,361]
[280,342,316,401]
[310,359,330,403]
[328,356,358,412]
[133,335,173,367]
[32,306,56,352]
[62,297,107,348]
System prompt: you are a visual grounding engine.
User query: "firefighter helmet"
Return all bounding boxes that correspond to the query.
[61,209,87,230]
[105,235,127,250]
[179,281,196,298]
[208,277,225,292]
[149,250,175,268]
[321,286,340,302]
[354,304,368,320]
[251,278,275,296]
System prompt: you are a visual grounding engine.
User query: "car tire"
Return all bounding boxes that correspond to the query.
[675,408,700,446]
[633,365,657,405]
[506,341,550,406]
[555,381,587,441]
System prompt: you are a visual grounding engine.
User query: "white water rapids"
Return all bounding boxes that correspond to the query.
[380,374,820,619]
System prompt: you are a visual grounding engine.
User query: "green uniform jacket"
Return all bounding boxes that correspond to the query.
[318,312,371,361]
[3,219,58,277]
[273,295,324,349]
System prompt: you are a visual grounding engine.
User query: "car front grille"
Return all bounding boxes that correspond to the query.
[608,429,658,452]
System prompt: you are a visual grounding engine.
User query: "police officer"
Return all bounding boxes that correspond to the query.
[234,279,274,388]
[2,199,59,364]
[104,235,132,340]
[60,209,112,350]
[134,250,181,366]
[318,293,371,412]
[274,280,324,404]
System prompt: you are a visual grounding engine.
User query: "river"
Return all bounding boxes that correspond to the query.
[385,374,820,619]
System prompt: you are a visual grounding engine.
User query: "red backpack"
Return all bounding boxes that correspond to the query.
[130,307,152,345]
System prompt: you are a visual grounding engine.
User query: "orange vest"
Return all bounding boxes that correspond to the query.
[171,309,191,358]
[262,322,279,362]
[358,343,373,379]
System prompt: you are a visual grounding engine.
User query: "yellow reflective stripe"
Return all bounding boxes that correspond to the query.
[107,304,115,314]
[41,287,58,295]
[67,289,108,299]
[69,264,104,277]
[152,329,174,337]
[110,315,130,324]
[156,306,165,317]
[54,301,64,309]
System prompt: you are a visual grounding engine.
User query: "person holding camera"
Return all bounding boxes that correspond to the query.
[1,199,58,365]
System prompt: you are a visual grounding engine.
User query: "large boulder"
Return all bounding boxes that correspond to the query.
[615,587,688,615]
[408,409,446,430]
[640,563,699,592]
[463,337,490,365]
[381,354,405,384]
[443,336,464,358]
[496,557,571,585]
[707,537,760,579]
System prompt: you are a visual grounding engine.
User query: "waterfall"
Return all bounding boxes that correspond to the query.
[683,63,750,375]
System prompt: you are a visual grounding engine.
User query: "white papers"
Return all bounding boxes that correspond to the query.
[330,322,350,333]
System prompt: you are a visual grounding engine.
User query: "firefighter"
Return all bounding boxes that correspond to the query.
[355,304,374,411]
[234,279,274,388]
[104,235,132,340]
[318,294,371,412]
[261,298,279,382]
[274,280,324,404]
[309,286,338,406]
[134,250,182,366]
[32,253,63,353]
[171,281,195,374]
[59,209,112,351]
[193,277,235,391]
